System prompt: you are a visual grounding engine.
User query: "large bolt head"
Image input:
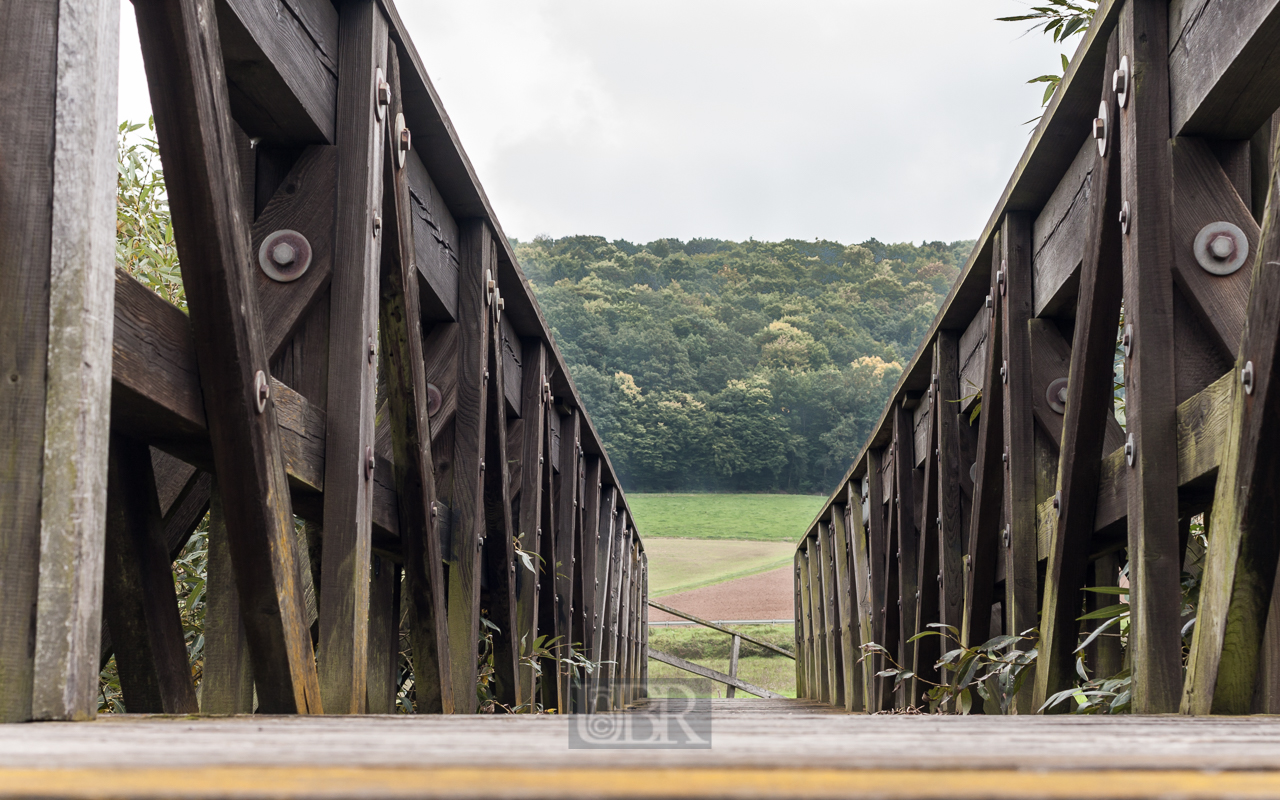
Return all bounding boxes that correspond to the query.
[272,242,296,265]
[1209,233,1234,260]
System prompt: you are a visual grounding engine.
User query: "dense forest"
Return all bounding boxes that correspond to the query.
[514,235,974,495]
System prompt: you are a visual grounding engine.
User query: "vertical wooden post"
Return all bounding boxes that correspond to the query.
[726,634,741,699]
[831,502,861,711]
[102,433,198,714]
[366,555,401,714]
[0,0,118,723]
[797,548,814,699]
[135,0,320,713]
[892,401,918,708]
[865,450,890,709]
[446,219,496,713]
[963,247,1005,653]
[1119,0,1183,714]
[555,410,581,707]
[577,456,602,709]
[1001,212,1037,713]
[936,335,967,643]
[1034,32,1125,713]
[1183,111,1280,715]
[913,381,941,707]
[318,0,388,715]
[806,535,829,704]
[515,341,547,707]
[201,481,254,713]
[589,486,616,711]
[639,551,649,699]
[847,481,876,710]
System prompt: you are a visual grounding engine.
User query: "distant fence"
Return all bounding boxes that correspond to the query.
[0,0,644,721]
[795,0,1280,715]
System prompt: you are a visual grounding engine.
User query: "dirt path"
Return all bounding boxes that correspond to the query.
[649,565,793,623]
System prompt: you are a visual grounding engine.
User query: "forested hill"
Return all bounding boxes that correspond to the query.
[514,235,974,495]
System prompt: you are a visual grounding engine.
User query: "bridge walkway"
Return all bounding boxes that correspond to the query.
[1,704,1279,798]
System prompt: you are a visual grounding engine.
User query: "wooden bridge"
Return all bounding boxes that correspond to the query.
[795,0,1280,721]
[6,0,1280,797]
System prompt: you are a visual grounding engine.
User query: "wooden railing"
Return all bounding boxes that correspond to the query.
[647,601,789,700]
[794,0,1280,715]
[0,0,644,721]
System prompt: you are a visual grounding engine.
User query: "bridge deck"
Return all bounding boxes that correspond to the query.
[2,701,1280,798]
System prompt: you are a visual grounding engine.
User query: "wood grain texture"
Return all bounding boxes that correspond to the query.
[1032,138,1095,318]
[830,504,861,711]
[1000,212,1037,714]
[962,256,1005,651]
[1119,0,1184,714]
[1184,116,1280,714]
[317,0,389,714]
[818,522,844,708]
[134,0,319,714]
[806,536,828,704]
[1169,0,1280,138]
[200,480,254,714]
[934,335,967,649]
[376,49,452,714]
[865,450,890,710]
[1035,35,1126,713]
[553,409,581,709]
[846,483,876,709]
[958,314,987,413]
[796,550,813,699]
[515,340,547,705]
[217,0,337,144]
[588,490,617,710]
[446,219,494,713]
[102,434,198,715]
[404,150,459,322]
[0,0,58,724]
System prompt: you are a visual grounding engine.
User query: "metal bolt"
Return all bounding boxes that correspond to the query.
[1122,324,1133,358]
[937,573,943,585]
[985,293,992,310]
[365,445,375,480]
[1119,201,1130,235]
[997,265,1006,296]
[1000,361,1007,384]
[1093,102,1108,156]
[368,335,376,364]
[1002,449,1008,465]
[1242,361,1256,396]
[1002,526,1010,548]
[430,503,438,519]
[915,591,921,600]
[1054,491,1062,516]
[271,242,296,265]
[1114,57,1130,107]
[254,370,269,414]
[1209,233,1234,260]
[373,215,382,235]
[399,125,412,157]
[1125,434,1135,467]
[936,514,941,528]
[539,456,544,465]
[375,68,389,120]
[480,459,486,472]
[483,369,489,383]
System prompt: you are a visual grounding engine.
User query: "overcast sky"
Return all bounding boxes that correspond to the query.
[117,1,1074,246]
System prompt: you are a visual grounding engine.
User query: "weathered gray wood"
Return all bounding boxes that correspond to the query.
[911,382,941,707]
[865,449,890,710]
[817,522,843,708]
[1000,212,1037,714]
[365,555,400,714]
[830,504,861,711]
[376,49,451,714]
[217,0,337,144]
[1119,0,1185,714]
[135,0,320,713]
[404,150,459,322]
[577,456,603,709]
[934,334,966,649]
[1184,112,1280,715]
[1032,138,1095,317]
[846,482,876,709]
[554,409,581,708]
[201,480,254,714]
[646,647,784,699]
[316,0,388,715]
[957,311,988,413]
[1169,0,1280,139]
[515,341,547,706]
[1035,33,1127,714]
[103,433,198,715]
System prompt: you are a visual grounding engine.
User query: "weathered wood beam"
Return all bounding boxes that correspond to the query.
[646,647,784,699]
[831,504,861,711]
[377,49,452,714]
[1169,0,1280,139]
[316,0,388,715]
[1035,32,1127,714]
[515,340,547,706]
[216,0,337,144]
[201,481,254,713]
[865,449,890,710]
[818,521,843,708]
[1001,212,1038,714]
[1119,0,1184,714]
[576,456,602,710]
[1183,118,1280,714]
[102,433,198,715]
[554,409,581,708]
[365,554,400,713]
[912,379,941,707]
[934,334,967,650]
[135,0,320,713]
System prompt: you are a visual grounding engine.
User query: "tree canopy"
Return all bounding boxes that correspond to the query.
[515,235,973,494]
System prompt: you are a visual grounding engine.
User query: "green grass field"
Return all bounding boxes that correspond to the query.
[627,493,826,542]
[646,624,797,698]
[644,538,795,597]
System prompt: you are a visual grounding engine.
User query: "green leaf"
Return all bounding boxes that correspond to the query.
[1077,602,1129,621]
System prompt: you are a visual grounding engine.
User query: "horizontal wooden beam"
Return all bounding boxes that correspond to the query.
[648,601,795,659]
[110,269,401,541]
[1034,369,1234,557]
[647,647,784,699]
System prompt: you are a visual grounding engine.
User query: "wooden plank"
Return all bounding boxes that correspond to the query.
[481,286,521,709]
[614,526,635,708]
[845,483,876,710]
[1170,136,1261,357]
[911,379,941,708]
[1169,0,1280,138]
[135,0,320,714]
[515,341,547,706]
[102,434,198,714]
[445,219,496,713]
[535,406,559,710]
[376,50,451,714]
[1032,139,1095,317]
[404,150,459,322]
[577,457,602,708]
[797,547,815,700]
[864,450,890,710]
[830,504,861,711]
[818,522,843,707]
[200,480,254,714]
[251,145,338,361]
[554,410,581,707]
[588,486,616,711]
[912,399,931,469]
[892,402,918,708]
[1000,212,1037,714]
[646,648,785,699]
[934,334,967,649]
[1119,0,1185,714]
[793,552,807,700]
[216,0,337,144]
[0,0,59,724]
[961,256,1004,650]
[958,310,988,413]
[501,315,523,419]
[365,555,400,714]
[317,0,388,715]
[1031,60,1125,708]
[1183,119,1280,715]
[806,536,829,704]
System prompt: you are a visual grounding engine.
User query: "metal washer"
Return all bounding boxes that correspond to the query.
[258,229,313,283]
[1193,220,1248,276]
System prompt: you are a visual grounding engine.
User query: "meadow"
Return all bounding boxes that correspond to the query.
[627,493,826,542]
[646,624,798,699]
